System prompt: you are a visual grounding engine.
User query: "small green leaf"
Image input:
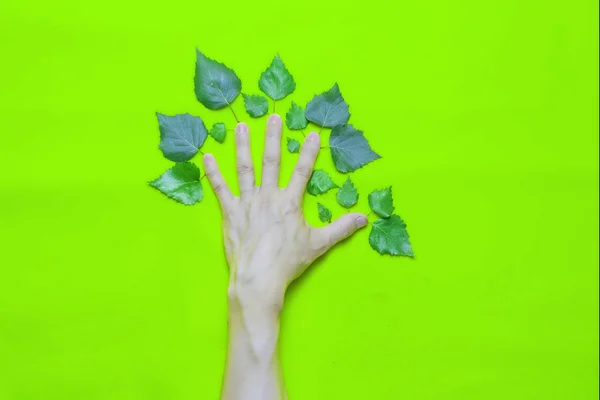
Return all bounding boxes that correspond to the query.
[368,187,394,218]
[157,113,207,162]
[307,170,338,196]
[243,94,269,117]
[194,50,241,110]
[317,203,332,223]
[369,215,414,256]
[305,83,350,128]
[285,102,308,130]
[336,177,358,208]
[259,55,296,100]
[149,162,203,205]
[330,124,380,173]
[287,137,301,153]
[210,122,226,143]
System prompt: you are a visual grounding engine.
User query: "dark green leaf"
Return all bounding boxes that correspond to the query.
[259,55,296,100]
[157,113,207,162]
[149,162,203,205]
[336,177,358,208]
[368,187,394,218]
[307,170,338,196]
[243,94,269,117]
[369,215,414,256]
[209,122,226,143]
[329,124,381,173]
[317,203,332,223]
[287,137,301,153]
[194,50,241,110]
[305,83,350,128]
[285,101,308,130]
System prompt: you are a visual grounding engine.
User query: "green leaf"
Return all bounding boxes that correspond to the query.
[259,55,296,100]
[369,215,414,256]
[243,94,269,118]
[149,162,203,205]
[157,113,207,162]
[194,50,241,110]
[336,177,358,208]
[329,124,381,173]
[368,187,395,218]
[317,203,332,223]
[307,170,338,196]
[209,122,226,143]
[287,137,301,153]
[285,101,308,130]
[305,83,350,128]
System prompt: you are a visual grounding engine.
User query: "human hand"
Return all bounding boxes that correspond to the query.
[202,114,368,304]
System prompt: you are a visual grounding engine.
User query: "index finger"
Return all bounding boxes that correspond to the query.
[203,154,235,213]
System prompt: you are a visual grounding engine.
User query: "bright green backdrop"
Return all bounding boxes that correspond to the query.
[0,0,598,399]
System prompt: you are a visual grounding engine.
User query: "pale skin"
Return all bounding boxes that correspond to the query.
[202,114,368,400]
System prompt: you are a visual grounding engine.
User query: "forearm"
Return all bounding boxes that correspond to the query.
[221,281,286,400]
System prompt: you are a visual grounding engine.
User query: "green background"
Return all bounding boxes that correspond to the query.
[0,0,598,398]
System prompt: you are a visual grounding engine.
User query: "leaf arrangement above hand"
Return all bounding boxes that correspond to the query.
[149,50,414,257]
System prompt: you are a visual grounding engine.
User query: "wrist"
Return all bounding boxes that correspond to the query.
[227,278,285,316]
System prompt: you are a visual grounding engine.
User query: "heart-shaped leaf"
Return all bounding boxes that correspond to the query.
[329,124,380,173]
[285,102,308,130]
[336,177,358,208]
[369,215,414,256]
[317,203,332,223]
[307,170,338,196]
[157,113,207,162]
[243,94,269,117]
[209,122,226,143]
[259,55,296,100]
[305,83,350,128]
[368,187,394,218]
[287,137,301,153]
[149,162,203,205]
[194,50,241,110]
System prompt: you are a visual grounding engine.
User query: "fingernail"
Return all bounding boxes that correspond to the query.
[356,216,368,227]
[236,123,248,135]
[203,153,214,163]
[269,114,281,124]
[307,132,319,142]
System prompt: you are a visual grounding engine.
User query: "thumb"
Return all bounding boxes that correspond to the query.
[316,212,368,250]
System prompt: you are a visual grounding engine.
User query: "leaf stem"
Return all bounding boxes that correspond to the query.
[300,129,306,138]
[367,210,373,217]
[273,100,276,114]
[200,173,207,180]
[228,104,240,123]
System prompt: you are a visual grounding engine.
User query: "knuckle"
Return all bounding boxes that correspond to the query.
[281,198,299,216]
[213,182,226,194]
[263,156,280,168]
[236,163,253,175]
[266,129,280,139]
[294,165,310,179]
